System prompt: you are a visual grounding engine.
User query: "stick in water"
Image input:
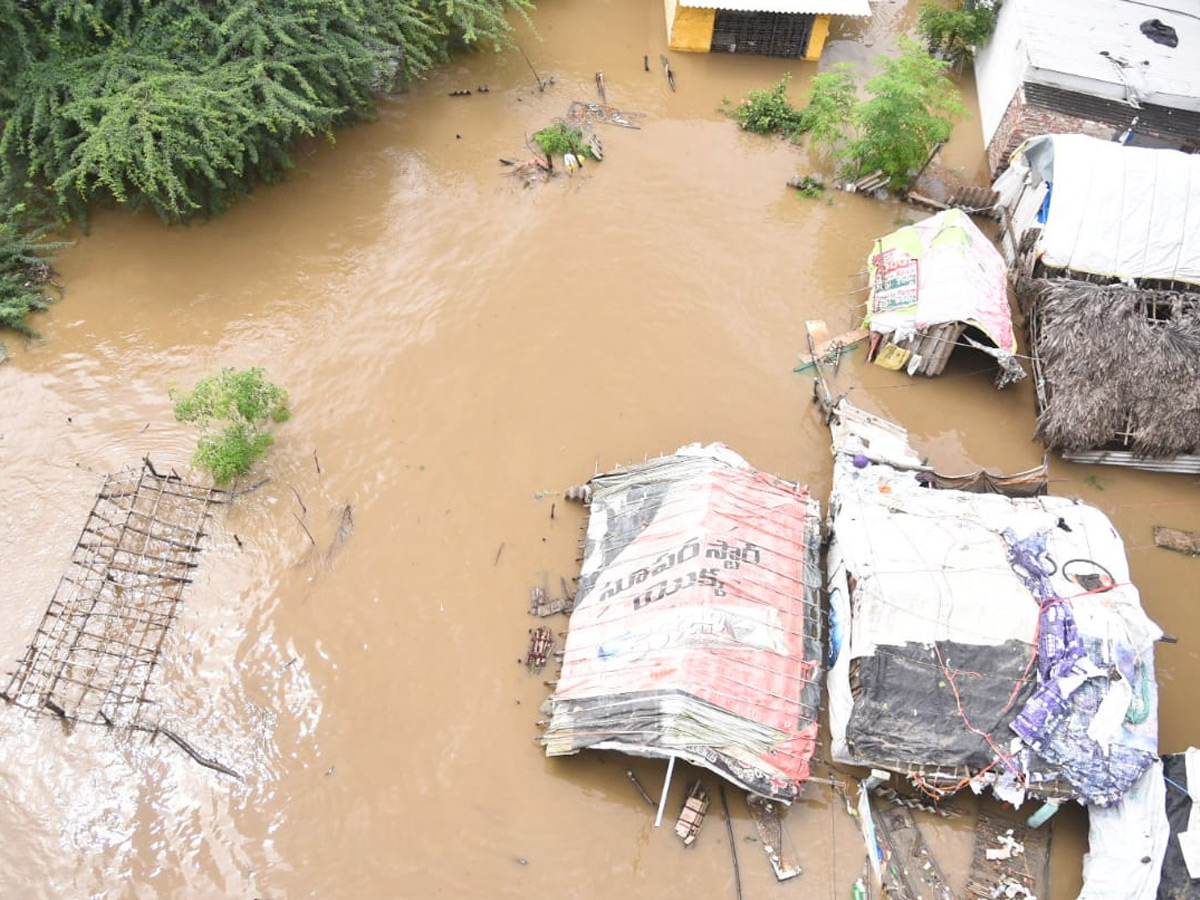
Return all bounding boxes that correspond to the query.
[627,769,656,807]
[515,43,544,91]
[719,784,744,900]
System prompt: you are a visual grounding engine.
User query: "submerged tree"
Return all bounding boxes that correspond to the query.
[1,0,533,223]
[0,0,532,334]
[727,42,962,191]
[845,39,965,189]
[797,64,858,157]
[170,367,291,484]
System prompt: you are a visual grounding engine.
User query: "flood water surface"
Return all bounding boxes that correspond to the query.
[2,1,1198,897]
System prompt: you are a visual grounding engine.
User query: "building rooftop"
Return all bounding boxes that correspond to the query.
[1015,0,1200,112]
[678,0,870,16]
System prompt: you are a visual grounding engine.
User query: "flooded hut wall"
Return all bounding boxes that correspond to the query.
[1024,280,1200,459]
[709,11,819,59]
[665,0,866,59]
[664,0,716,52]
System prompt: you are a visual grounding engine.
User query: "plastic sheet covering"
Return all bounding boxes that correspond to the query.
[863,209,1021,375]
[1012,134,1200,286]
[541,444,822,802]
[1077,760,1169,900]
[1158,749,1200,900]
[825,400,1161,804]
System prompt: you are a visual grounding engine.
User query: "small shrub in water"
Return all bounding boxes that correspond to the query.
[726,74,807,140]
[170,367,290,484]
[532,122,596,160]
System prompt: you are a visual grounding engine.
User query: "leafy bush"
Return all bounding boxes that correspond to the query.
[532,122,596,160]
[0,201,67,344]
[726,74,807,140]
[170,367,290,484]
[917,1,999,68]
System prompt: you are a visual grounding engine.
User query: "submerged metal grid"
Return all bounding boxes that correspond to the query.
[3,463,226,727]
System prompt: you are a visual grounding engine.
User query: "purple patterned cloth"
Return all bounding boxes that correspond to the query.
[1002,529,1153,806]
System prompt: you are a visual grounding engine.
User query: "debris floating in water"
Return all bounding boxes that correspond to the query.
[674,781,709,846]
[564,484,592,504]
[525,626,554,673]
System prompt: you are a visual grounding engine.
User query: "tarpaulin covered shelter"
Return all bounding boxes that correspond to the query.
[863,209,1025,386]
[994,134,1200,287]
[825,400,1162,808]
[541,444,822,802]
[992,135,1200,472]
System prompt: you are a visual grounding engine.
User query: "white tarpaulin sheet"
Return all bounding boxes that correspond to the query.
[1077,759,1169,900]
[825,400,1162,806]
[541,445,823,802]
[1014,134,1200,286]
[865,208,1017,355]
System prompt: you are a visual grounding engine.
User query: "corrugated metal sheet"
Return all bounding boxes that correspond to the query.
[1060,450,1200,474]
[679,0,870,16]
[1012,0,1200,112]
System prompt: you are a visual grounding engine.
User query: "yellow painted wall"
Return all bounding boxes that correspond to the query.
[666,2,717,53]
[803,14,831,61]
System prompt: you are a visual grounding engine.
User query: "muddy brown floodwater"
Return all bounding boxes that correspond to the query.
[2,0,1198,897]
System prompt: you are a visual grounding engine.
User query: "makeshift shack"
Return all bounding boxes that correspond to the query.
[993,134,1200,285]
[992,134,1200,471]
[825,400,1163,811]
[862,209,1025,387]
[540,444,822,802]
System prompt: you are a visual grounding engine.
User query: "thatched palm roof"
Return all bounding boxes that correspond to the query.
[1027,279,1200,458]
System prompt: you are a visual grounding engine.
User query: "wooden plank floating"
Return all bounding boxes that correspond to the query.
[524,627,554,673]
[873,804,953,900]
[795,318,869,373]
[746,794,802,881]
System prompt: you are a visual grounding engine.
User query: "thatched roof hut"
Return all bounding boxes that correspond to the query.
[1025,278,1200,465]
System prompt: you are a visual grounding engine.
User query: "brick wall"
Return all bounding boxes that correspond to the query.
[985,90,1117,176]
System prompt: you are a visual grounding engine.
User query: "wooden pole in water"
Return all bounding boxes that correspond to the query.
[655,755,677,827]
[719,784,744,900]
[515,43,545,91]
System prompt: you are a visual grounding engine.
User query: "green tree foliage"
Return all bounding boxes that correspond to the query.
[726,44,962,191]
[0,0,532,223]
[798,64,858,157]
[0,202,67,347]
[917,1,999,69]
[532,122,596,160]
[170,367,291,484]
[846,40,964,189]
[0,0,530,335]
